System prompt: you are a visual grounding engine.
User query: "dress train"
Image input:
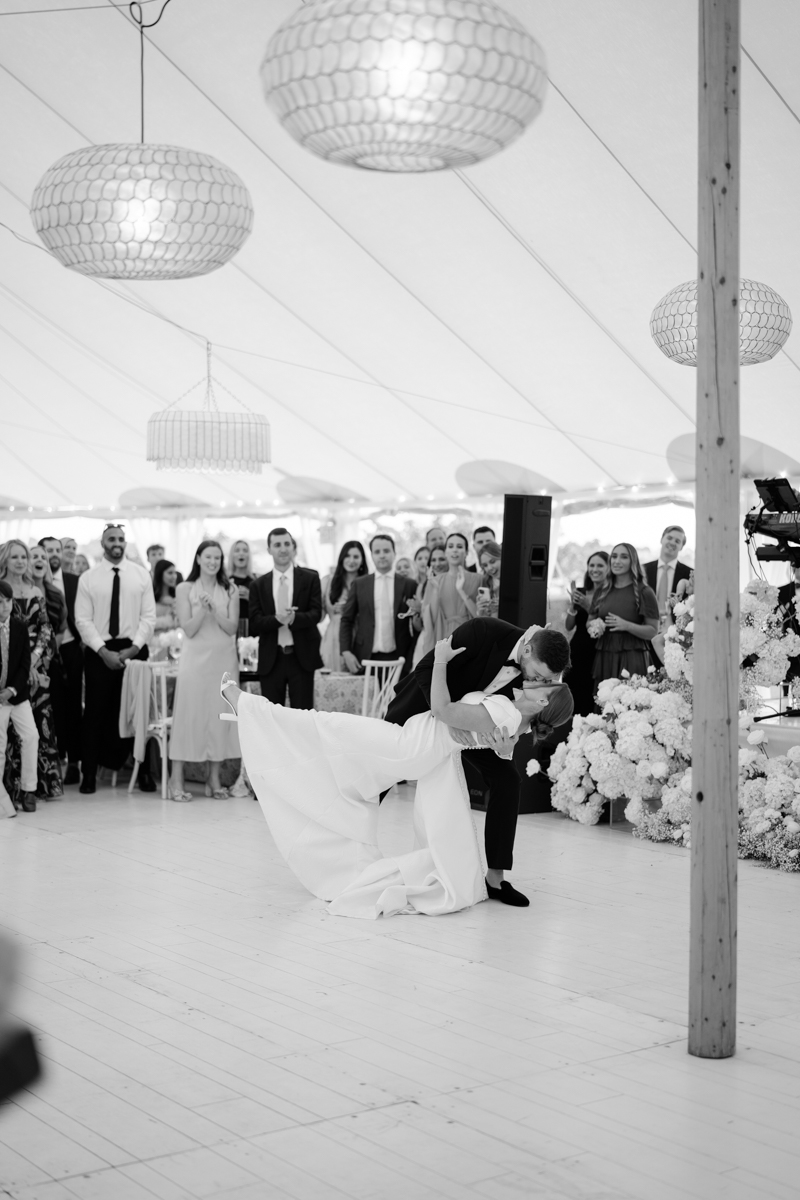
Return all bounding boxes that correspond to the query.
[237,693,487,919]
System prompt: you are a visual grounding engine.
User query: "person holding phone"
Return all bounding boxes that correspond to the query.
[477,539,502,617]
[564,551,610,715]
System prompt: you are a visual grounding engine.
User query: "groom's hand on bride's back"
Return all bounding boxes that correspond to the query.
[449,727,475,747]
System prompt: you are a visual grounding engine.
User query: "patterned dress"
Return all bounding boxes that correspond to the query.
[4,593,64,802]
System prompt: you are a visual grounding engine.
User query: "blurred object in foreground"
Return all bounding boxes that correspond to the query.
[0,932,41,1104]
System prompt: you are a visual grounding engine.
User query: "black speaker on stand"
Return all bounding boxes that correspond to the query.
[498,494,552,629]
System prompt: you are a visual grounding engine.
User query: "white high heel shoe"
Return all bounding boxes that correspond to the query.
[220,673,239,721]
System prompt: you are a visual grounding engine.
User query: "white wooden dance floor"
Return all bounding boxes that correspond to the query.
[1,786,799,1200]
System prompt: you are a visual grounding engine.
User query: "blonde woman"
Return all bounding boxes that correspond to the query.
[227,540,255,637]
[590,543,659,683]
[0,541,62,804]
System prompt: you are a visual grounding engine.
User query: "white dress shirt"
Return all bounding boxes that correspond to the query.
[372,570,396,654]
[484,633,524,696]
[272,563,295,647]
[75,557,156,653]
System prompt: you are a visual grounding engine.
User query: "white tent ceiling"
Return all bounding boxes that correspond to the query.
[1,0,799,514]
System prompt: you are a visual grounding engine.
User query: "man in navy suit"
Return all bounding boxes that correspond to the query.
[249,528,323,709]
[340,534,418,678]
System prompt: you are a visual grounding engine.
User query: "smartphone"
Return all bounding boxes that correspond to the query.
[477,587,491,601]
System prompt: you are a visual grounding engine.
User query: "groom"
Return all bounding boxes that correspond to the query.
[385,617,571,907]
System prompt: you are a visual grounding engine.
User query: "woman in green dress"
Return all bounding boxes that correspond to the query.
[591,542,659,683]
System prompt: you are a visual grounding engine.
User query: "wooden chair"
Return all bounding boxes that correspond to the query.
[128,661,174,800]
[360,659,405,720]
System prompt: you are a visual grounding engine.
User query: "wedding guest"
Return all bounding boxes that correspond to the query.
[320,541,367,672]
[146,545,165,572]
[425,526,447,552]
[565,551,610,716]
[29,546,67,644]
[74,524,156,794]
[0,542,62,806]
[395,557,414,579]
[169,542,239,801]
[591,543,659,684]
[469,525,496,573]
[73,554,90,576]
[228,540,255,637]
[412,546,448,667]
[476,539,502,617]
[250,528,323,709]
[39,538,82,782]
[152,560,179,630]
[644,526,691,633]
[340,534,418,678]
[60,537,78,574]
[412,546,430,586]
[428,532,482,639]
[0,581,38,816]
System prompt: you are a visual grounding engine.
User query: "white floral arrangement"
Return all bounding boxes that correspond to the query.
[549,674,692,825]
[586,617,606,640]
[238,636,260,666]
[152,628,184,655]
[635,721,800,871]
[551,578,800,870]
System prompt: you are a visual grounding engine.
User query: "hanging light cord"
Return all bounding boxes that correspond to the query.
[129,0,172,142]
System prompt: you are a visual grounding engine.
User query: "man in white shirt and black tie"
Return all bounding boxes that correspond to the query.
[74,525,156,794]
[644,525,692,631]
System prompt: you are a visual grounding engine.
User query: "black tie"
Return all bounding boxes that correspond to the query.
[109,567,120,639]
[504,661,520,669]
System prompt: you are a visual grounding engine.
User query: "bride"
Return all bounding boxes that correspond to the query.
[220,636,568,919]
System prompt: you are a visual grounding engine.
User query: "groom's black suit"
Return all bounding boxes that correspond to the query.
[385,617,525,871]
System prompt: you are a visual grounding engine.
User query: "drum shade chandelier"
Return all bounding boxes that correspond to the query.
[147,345,271,474]
[30,2,253,279]
[261,0,547,172]
[650,279,792,366]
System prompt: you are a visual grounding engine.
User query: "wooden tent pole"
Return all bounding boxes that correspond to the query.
[689,0,740,1059]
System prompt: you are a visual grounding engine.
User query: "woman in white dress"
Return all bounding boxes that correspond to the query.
[221,637,566,919]
[169,541,240,801]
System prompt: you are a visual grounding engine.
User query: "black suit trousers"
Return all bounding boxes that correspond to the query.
[259,651,315,709]
[56,640,83,763]
[461,748,521,871]
[82,639,148,778]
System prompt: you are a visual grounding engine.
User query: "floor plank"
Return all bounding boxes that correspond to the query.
[1,784,798,1198]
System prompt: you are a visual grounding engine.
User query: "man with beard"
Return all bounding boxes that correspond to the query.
[74,525,156,794]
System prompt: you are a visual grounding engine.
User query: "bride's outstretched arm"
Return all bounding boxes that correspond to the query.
[430,638,497,734]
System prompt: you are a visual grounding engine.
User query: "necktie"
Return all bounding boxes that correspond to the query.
[277,574,292,646]
[656,564,669,620]
[0,622,9,690]
[109,567,120,639]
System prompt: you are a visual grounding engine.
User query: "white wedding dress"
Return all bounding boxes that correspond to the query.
[237,690,522,920]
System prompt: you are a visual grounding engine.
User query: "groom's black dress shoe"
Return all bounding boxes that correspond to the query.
[486,880,530,907]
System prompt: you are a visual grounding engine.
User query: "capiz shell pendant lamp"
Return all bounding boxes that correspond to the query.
[147,345,271,473]
[30,2,253,279]
[261,0,547,172]
[650,279,792,366]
